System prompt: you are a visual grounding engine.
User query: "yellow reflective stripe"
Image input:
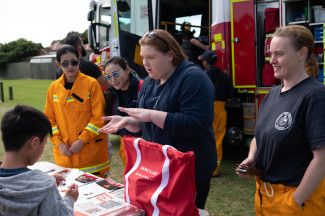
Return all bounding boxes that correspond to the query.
[87,93,90,99]
[211,42,216,51]
[79,160,110,173]
[213,33,225,50]
[85,123,100,135]
[52,126,59,135]
[66,97,74,103]
[53,94,58,102]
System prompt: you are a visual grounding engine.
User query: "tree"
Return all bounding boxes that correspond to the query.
[0,39,43,66]
[82,29,88,44]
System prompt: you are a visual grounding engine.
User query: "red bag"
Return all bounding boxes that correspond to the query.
[123,137,199,216]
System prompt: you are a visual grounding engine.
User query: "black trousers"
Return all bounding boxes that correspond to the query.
[195,180,211,209]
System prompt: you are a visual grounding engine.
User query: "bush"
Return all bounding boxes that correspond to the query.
[0,39,43,66]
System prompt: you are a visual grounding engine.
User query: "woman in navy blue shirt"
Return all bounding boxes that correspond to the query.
[99,29,216,209]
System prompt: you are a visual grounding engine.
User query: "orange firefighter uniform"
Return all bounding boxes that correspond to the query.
[212,101,227,176]
[44,72,109,176]
[255,178,325,216]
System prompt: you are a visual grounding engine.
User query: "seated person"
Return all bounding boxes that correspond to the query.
[0,105,79,215]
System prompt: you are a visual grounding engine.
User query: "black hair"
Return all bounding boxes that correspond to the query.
[206,55,217,65]
[64,32,82,48]
[64,32,86,57]
[56,45,79,62]
[103,56,129,70]
[1,105,52,152]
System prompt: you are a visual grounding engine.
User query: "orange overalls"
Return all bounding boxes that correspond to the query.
[44,72,109,177]
[212,101,227,176]
[255,178,325,216]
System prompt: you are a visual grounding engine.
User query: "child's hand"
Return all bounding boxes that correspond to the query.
[53,174,65,186]
[65,184,79,202]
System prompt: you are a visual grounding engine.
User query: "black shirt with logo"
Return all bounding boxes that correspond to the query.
[255,77,325,186]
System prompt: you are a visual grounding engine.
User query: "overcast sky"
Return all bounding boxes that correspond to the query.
[0,0,90,47]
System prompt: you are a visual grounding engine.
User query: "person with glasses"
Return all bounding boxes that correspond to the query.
[44,45,110,177]
[56,32,108,91]
[99,29,216,209]
[103,56,142,166]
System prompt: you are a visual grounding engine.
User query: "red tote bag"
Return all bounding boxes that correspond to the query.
[123,137,199,216]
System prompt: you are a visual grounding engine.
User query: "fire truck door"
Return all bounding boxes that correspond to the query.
[231,0,256,88]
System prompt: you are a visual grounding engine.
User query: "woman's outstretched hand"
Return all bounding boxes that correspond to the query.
[98,115,129,134]
[118,107,151,122]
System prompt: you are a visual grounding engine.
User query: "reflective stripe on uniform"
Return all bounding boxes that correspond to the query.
[53,94,58,102]
[85,123,100,135]
[79,160,110,173]
[52,126,59,135]
[66,97,74,103]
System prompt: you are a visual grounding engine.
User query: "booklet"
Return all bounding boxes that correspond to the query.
[75,173,101,186]
[75,192,144,216]
[96,178,124,191]
[28,161,60,174]
[29,161,145,216]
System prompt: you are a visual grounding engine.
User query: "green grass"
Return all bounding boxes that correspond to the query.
[0,79,255,216]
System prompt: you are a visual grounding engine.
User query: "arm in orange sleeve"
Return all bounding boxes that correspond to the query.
[44,85,64,147]
[78,80,105,144]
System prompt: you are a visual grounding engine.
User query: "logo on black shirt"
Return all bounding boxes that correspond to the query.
[275,112,292,130]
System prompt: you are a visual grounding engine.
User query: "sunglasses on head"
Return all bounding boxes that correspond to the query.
[105,71,121,81]
[143,31,169,47]
[143,31,157,38]
[60,59,80,68]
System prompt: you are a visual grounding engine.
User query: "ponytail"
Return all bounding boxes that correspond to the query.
[306,53,318,78]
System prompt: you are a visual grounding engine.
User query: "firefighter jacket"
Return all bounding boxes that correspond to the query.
[44,72,109,173]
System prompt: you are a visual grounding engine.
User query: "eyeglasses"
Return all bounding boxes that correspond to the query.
[105,71,121,80]
[60,59,80,68]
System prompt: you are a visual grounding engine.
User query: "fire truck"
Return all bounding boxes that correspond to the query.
[87,0,325,146]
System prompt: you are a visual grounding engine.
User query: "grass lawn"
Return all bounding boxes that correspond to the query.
[0,79,256,216]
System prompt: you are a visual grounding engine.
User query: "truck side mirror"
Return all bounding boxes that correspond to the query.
[87,10,95,22]
[88,24,98,53]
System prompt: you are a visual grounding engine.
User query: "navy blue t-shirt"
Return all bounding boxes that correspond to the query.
[138,60,217,183]
[255,77,325,186]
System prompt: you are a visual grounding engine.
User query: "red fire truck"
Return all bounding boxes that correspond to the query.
[87,0,325,145]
